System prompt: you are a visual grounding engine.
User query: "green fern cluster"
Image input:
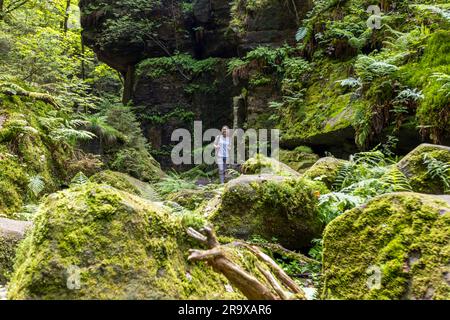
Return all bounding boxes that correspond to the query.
[423,154,450,192]
[154,171,198,197]
[319,149,412,225]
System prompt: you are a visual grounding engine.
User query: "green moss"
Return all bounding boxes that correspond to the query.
[400,30,450,142]
[397,144,450,194]
[136,54,221,79]
[278,148,320,173]
[303,157,348,189]
[321,192,450,300]
[89,170,160,201]
[241,154,301,176]
[166,188,219,211]
[209,175,329,250]
[0,94,71,218]
[8,183,244,300]
[0,234,21,284]
[281,58,357,141]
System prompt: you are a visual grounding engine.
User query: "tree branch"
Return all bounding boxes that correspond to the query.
[186,226,306,300]
[0,83,61,109]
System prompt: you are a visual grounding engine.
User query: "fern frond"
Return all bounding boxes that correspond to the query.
[423,154,450,191]
[380,167,412,192]
[28,175,45,197]
[71,172,89,185]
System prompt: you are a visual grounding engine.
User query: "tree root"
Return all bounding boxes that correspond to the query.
[187,226,306,300]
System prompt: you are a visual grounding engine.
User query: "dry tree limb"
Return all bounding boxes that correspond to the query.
[239,243,305,296]
[186,226,306,300]
[187,227,278,300]
[0,83,61,109]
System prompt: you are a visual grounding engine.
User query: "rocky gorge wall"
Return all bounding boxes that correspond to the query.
[79,0,450,166]
[79,0,314,165]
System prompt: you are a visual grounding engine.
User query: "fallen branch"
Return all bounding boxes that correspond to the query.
[0,83,61,109]
[187,226,306,300]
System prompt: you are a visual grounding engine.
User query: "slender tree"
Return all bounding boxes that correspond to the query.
[63,0,71,33]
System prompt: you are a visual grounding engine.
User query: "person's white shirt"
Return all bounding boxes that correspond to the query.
[215,135,230,158]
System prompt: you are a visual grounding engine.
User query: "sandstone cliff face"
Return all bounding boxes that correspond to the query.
[80,1,449,166]
[79,0,312,165]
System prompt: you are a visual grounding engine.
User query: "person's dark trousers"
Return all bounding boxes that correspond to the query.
[218,157,227,184]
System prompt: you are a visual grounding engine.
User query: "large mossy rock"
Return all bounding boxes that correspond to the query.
[0,218,32,284]
[166,188,220,212]
[0,94,72,218]
[209,175,329,250]
[277,147,320,173]
[241,154,301,177]
[89,170,160,201]
[321,193,450,300]
[397,144,450,194]
[303,157,348,189]
[7,183,242,300]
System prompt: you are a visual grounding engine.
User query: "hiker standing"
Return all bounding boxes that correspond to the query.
[214,126,231,184]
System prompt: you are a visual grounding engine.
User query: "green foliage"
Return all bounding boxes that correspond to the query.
[82,113,124,144]
[316,149,412,225]
[82,103,164,182]
[70,172,89,185]
[82,0,160,49]
[27,175,45,198]
[308,239,323,262]
[137,54,220,79]
[295,27,308,42]
[154,172,198,197]
[317,192,364,225]
[422,154,450,192]
[355,55,399,83]
[14,204,40,221]
[139,107,195,125]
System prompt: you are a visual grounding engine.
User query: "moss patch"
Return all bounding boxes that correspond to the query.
[321,192,450,300]
[241,154,301,177]
[7,183,243,300]
[209,175,329,250]
[89,170,160,201]
[397,144,450,194]
[278,147,319,173]
[0,94,71,218]
[303,157,348,189]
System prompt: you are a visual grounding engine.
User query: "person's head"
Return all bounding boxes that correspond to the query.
[221,126,229,137]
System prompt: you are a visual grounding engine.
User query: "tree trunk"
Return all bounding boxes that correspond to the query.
[0,0,4,20]
[81,40,86,82]
[63,0,71,33]
[122,65,135,105]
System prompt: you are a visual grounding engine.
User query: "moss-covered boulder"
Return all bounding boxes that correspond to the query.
[397,144,450,194]
[89,170,159,201]
[0,93,73,218]
[303,157,348,189]
[0,218,32,284]
[7,183,242,300]
[277,147,320,173]
[166,188,220,211]
[321,193,450,300]
[209,175,329,250]
[241,154,301,177]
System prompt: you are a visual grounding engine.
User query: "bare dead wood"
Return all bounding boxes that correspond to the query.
[239,243,305,296]
[187,226,306,300]
[0,84,61,109]
[256,265,290,300]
